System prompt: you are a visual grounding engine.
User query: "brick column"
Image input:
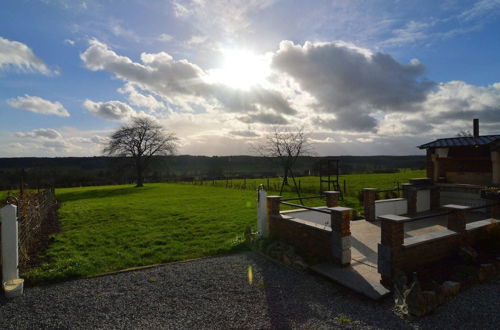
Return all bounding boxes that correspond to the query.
[430,186,440,210]
[363,188,377,221]
[492,151,500,185]
[402,184,417,215]
[267,196,281,238]
[378,214,407,287]
[444,204,468,233]
[491,203,500,220]
[324,191,340,208]
[330,207,352,266]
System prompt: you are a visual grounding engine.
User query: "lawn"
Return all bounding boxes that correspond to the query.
[21,169,425,284]
[24,184,257,284]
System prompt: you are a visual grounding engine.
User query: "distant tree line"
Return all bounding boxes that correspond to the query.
[0,155,425,190]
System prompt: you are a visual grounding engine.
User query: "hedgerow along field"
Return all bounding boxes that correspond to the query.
[15,169,424,284]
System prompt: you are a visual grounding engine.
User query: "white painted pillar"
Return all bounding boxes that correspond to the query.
[257,187,268,238]
[1,204,24,297]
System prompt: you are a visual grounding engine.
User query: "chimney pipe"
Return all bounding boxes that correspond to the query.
[473,118,479,138]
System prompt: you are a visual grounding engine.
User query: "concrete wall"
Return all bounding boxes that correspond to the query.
[375,198,407,217]
[416,189,431,212]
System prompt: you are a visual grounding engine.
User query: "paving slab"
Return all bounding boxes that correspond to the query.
[311,262,390,300]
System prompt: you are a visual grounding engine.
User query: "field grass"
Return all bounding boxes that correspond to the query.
[187,169,426,211]
[17,169,425,284]
[24,184,257,284]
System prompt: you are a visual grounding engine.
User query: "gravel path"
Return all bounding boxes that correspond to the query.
[0,252,498,329]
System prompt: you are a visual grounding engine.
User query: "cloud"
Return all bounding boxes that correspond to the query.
[64,39,75,46]
[238,112,288,125]
[172,0,276,34]
[42,140,71,152]
[229,130,259,137]
[118,84,168,112]
[272,40,435,131]
[7,95,70,117]
[15,128,63,139]
[459,0,500,21]
[158,33,173,42]
[83,99,138,121]
[80,39,294,117]
[0,36,51,74]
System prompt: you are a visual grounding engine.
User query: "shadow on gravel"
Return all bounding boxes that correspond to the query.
[246,252,396,328]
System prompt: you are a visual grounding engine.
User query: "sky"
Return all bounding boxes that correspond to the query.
[1,0,499,157]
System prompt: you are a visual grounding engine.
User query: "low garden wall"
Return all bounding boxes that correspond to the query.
[378,204,500,286]
[266,192,352,265]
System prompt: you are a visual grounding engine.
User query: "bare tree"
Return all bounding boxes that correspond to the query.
[104,117,178,187]
[254,127,314,197]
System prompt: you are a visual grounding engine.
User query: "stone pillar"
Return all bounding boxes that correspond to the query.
[266,196,281,238]
[330,207,352,266]
[430,186,440,210]
[444,204,469,233]
[324,191,340,208]
[378,214,407,287]
[402,184,417,215]
[492,151,500,185]
[431,154,439,182]
[363,188,377,221]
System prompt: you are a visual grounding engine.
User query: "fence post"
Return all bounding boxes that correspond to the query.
[378,214,407,287]
[324,191,340,207]
[257,187,268,238]
[1,204,24,297]
[363,188,377,221]
[330,207,352,265]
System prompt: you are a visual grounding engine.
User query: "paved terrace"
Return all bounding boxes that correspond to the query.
[282,208,487,299]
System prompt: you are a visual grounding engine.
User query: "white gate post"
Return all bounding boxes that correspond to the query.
[1,204,24,297]
[257,186,268,238]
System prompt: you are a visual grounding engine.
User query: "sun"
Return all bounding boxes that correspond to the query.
[208,49,269,90]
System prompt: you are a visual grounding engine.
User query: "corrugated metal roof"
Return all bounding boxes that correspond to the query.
[418,135,500,149]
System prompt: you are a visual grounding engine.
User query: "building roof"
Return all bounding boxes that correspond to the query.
[418,135,500,149]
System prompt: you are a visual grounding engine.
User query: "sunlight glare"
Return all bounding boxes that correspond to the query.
[209,49,269,90]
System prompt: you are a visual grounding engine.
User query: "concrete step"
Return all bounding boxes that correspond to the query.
[311,261,391,300]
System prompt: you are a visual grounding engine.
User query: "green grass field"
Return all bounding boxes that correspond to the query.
[14,169,424,284]
[24,184,257,284]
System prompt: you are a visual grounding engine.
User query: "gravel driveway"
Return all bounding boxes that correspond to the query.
[0,251,498,329]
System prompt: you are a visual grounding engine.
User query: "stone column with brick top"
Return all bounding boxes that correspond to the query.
[324,191,340,208]
[267,196,281,238]
[330,207,352,266]
[402,184,417,215]
[444,204,469,233]
[363,188,377,221]
[378,214,408,287]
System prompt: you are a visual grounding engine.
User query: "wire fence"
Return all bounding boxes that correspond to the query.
[1,189,59,272]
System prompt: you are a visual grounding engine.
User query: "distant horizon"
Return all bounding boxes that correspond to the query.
[1,1,499,157]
